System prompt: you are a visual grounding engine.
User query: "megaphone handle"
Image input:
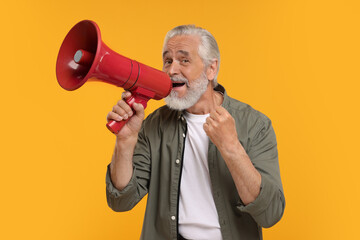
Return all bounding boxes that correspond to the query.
[106,94,149,134]
[106,118,129,134]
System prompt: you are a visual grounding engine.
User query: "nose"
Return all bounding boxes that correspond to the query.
[167,61,180,77]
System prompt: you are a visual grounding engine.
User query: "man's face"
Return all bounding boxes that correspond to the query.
[162,35,209,110]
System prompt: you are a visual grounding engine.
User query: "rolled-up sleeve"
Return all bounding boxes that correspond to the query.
[237,116,285,228]
[106,165,140,211]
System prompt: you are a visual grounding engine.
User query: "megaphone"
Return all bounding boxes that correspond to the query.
[56,20,172,134]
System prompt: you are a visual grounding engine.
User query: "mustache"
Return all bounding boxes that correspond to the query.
[170,76,189,87]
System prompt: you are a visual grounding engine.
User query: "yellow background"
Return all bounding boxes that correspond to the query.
[1,0,359,239]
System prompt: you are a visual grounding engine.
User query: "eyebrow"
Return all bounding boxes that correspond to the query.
[178,50,189,56]
[162,50,190,58]
[162,51,169,58]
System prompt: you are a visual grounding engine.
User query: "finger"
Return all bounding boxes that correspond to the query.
[203,122,213,137]
[215,106,227,115]
[203,123,209,132]
[206,116,217,127]
[116,100,133,117]
[215,106,232,123]
[132,103,145,119]
[206,116,211,124]
[112,104,128,118]
[209,109,220,121]
[107,111,123,122]
[121,91,132,100]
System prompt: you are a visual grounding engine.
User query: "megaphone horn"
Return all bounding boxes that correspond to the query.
[56,20,172,134]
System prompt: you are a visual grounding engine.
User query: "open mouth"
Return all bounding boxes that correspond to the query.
[172,82,186,88]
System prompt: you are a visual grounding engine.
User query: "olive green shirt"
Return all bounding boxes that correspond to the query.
[106,85,285,240]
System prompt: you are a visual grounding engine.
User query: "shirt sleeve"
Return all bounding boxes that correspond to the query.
[236,115,285,228]
[105,125,151,212]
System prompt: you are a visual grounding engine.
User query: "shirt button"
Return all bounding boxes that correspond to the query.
[171,216,176,221]
[175,159,180,164]
[181,116,184,121]
[182,133,186,138]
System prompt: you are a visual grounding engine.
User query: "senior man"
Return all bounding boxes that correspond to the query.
[106,25,285,240]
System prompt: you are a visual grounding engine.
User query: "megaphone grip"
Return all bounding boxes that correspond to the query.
[106,96,135,134]
[106,119,129,134]
[106,91,150,134]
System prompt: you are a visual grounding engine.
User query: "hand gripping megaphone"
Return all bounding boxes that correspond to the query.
[56,20,172,134]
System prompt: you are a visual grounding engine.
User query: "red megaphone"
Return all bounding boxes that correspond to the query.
[56,20,172,134]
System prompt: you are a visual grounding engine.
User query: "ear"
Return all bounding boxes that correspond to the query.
[206,59,218,81]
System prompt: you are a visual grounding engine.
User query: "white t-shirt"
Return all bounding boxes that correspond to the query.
[178,112,222,240]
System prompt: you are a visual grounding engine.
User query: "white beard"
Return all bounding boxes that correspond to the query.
[165,72,209,110]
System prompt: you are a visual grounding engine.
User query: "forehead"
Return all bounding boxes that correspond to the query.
[163,34,201,57]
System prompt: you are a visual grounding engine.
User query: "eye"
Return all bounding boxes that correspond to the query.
[163,58,172,66]
[181,59,190,64]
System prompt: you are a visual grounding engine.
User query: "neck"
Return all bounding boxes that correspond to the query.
[186,83,223,115]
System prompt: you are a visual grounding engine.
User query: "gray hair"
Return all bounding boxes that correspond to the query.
[163,25,220,87]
